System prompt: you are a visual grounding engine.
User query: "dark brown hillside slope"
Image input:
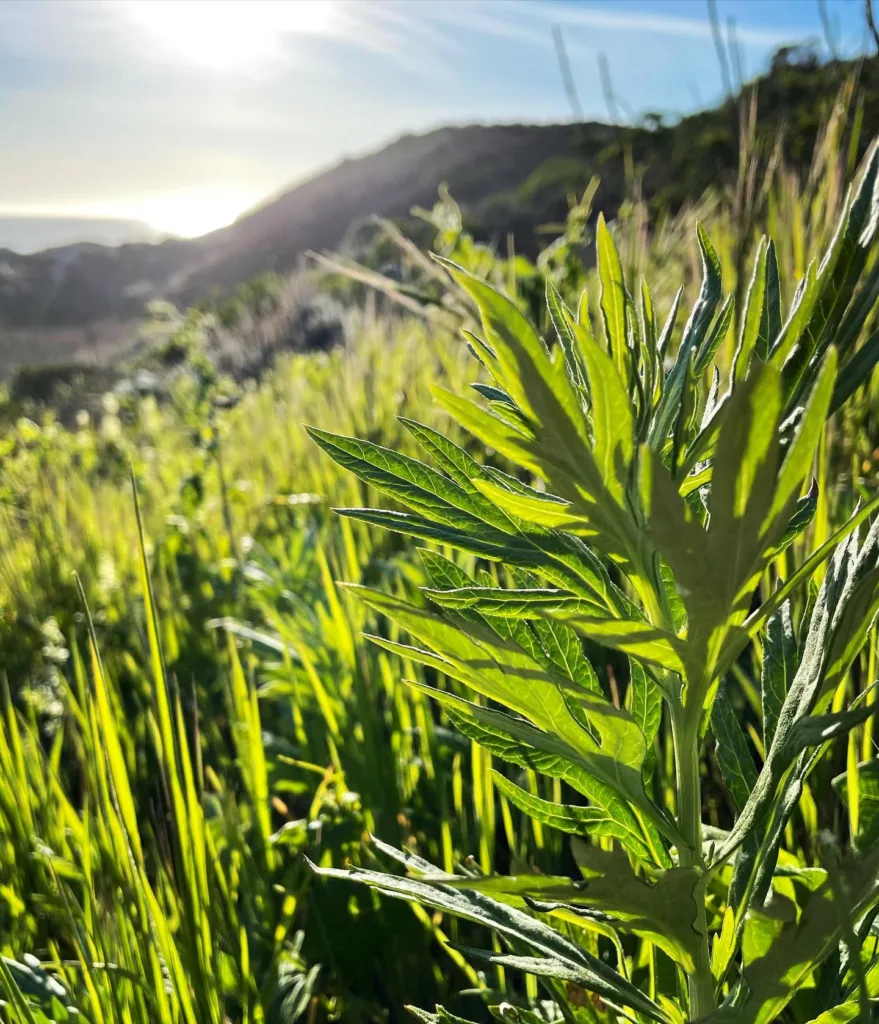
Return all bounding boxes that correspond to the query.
[0,124,585,340]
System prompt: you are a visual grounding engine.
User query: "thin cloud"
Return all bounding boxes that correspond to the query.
[325,3,460,75]
[532,2,801,47]
[428,0,805,50]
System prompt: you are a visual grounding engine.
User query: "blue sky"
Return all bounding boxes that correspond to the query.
[0,0,869,236]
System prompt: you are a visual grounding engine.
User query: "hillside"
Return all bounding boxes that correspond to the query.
[0,45,877,370]
[0,124,589,329]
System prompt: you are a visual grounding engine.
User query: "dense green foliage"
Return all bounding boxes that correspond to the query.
[5,67,879,1024]
[311,139,879,1023]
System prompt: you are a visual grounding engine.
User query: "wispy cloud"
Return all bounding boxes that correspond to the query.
[511,1,804,48]
[424,0,805,51]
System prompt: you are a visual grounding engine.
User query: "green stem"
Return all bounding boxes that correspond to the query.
[642,554,714,1017]
[672,700,714,1021]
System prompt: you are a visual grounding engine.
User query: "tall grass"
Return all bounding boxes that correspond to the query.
[0,314,572,1021]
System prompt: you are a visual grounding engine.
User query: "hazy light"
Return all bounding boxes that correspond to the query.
[129,190,257,236]
[122,0,338,71]
[11,190,260,239]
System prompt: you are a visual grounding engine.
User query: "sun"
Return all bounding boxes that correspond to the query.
[131,190,258,238]
[70,189,259,239]
[122,0,338,71]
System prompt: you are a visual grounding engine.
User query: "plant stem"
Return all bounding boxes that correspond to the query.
[672,700,714,1021]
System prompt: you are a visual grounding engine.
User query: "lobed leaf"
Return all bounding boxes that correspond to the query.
[309,856,670,1022]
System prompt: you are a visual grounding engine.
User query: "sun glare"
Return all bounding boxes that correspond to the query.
[123,0,338,71]
[131,190,257,237]
[66,190,258,239]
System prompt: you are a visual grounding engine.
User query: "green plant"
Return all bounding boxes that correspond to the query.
[7,61,879,1024]
[308,144,879,1022]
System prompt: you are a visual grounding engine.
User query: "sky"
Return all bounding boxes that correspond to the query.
[0,0,871,239]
